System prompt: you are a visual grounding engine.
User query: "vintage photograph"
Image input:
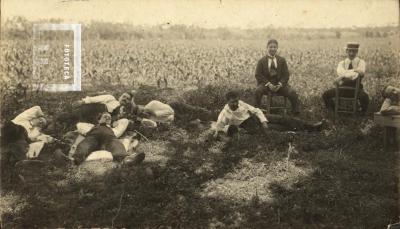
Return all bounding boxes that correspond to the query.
[1,0,399,228]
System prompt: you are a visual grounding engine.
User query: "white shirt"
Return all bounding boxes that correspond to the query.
[144,100,175,123]
[215,100,268,131]
[11,106,47,141]
[337,57,366,80]
[82,94,121,113]
[267,55,278,70]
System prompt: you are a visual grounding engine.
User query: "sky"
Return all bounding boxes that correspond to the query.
[2,0,399,28]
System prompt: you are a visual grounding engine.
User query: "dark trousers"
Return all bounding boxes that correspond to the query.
[267,114,319,131]
[57,103,108,128]
[73,131,128,165]
[322,87,369,112]
[227,115,263,137]
[169,101,214,122]
[255,84,300,113]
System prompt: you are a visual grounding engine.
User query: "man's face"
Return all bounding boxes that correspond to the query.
[118,93,132,106]
[346,49,358,60]
[98,113,112,125]
[385,86,400,101]
[228,98,239,111]
[31,117,47,129]
[267,43,278,56]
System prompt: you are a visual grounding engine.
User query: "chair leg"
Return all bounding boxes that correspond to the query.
[266,95,272,114]
[384,127,388,152]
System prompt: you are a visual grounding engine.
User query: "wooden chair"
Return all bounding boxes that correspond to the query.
[265,91,288,116]
[334,77,361,122]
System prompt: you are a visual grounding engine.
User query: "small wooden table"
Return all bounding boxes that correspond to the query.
[374,113,400,151]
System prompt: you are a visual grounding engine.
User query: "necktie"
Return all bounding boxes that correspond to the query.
[269,57,277,76]
[348,61,353,70]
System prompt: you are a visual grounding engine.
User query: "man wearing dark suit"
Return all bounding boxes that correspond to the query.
[254,39,300,114]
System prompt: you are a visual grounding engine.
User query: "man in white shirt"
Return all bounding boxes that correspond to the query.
[214,91,269,138]
[57,92,134,129]
[213,91,326,138]
[1,106,57,182]
[322,42,370,114]
[380,86,400,115]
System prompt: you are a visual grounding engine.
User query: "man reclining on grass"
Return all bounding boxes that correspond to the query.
[380,86,400,115]
[1,106,56,161]
[213,91,325,138]
[57,92,134,129]
[1,106,71,183]
[71,112,144,165]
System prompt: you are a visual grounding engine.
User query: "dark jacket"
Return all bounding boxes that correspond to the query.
[255,55,290,86]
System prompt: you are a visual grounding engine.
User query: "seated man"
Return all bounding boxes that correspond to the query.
[213,91,324,138]
[57,92,134,128]
[254,39,300,114]
[322,42,369,114]
[72,112,131,165]
[380,86,400,115]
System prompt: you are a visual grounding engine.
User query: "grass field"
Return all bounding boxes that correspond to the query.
[1,37,399,228]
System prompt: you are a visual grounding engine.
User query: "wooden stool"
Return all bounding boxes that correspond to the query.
[266,91,288,116]
[374,113,400,151]
[334,77,361,122]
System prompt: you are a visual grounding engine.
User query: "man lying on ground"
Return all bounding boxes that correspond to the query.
[1,106,54,162]
[131,97,214,127]
[1,106,72,183]
[380,86,400,116]
[57,92,134,128]
[72,112,144,165]
[213,91,324,138]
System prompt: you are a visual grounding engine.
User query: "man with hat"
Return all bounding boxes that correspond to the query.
[322,42,369,114]
[254,39,300,115]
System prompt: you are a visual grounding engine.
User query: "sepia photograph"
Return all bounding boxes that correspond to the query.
[0,0,399,228]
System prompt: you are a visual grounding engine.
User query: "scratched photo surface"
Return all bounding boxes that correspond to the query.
[1,0,399,228]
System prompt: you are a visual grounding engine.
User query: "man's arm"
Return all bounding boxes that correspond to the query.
[243,102,268,123]
[336,61,358,79]
[255,59,267,86]
[112,119,129,138]
[13,106,44,123]
[215,110,229,132]
[380,98,400,115]
[354,59,366,78]
[82,95,117,104]
[279,58,290,85]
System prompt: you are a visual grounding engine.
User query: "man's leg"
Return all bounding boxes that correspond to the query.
[105,139,129,162]
[276,85,300,114]
[73,135,99,165]
[169,101,214,121]
[267,114,323,131]
[239,115,263,134]
[322,88,336,111]
[358,89,369,113]
[254,85,269,108]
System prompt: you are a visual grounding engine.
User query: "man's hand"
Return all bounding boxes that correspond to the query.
[261,121,268,129]
[37,135,54,143]
[334,76,344,85]
[213,130,219,139]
